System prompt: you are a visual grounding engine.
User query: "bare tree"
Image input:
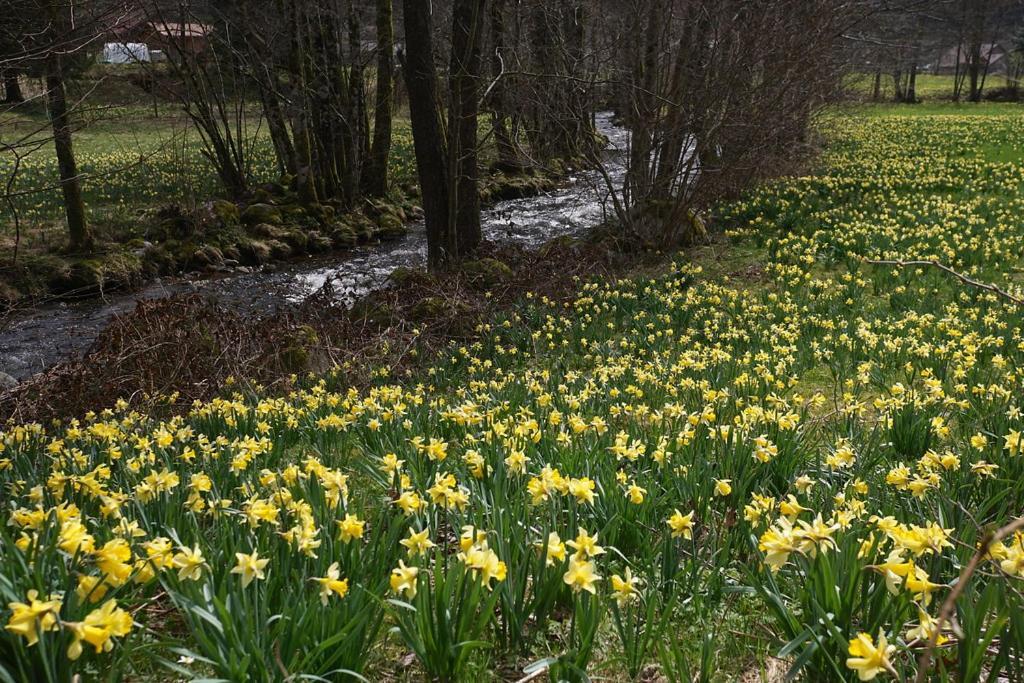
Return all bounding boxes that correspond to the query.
[401,0,487,269]
[590,0,863,248]
[0,0,125,253]
[365,0,395,197]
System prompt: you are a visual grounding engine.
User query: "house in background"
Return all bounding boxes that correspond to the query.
[138,22,212,57]
[931,43,1008,75]
[104,11,212,62]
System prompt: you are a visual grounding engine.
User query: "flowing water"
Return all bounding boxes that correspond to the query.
[0,113,628,383]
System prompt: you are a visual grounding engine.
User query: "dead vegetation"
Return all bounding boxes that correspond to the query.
[0,236,660,423]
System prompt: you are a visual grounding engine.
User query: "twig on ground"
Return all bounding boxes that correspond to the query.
[863,258,1024,307]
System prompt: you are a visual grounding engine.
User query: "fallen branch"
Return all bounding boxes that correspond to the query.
[862,258,1024,307]
[914,515,1024,683]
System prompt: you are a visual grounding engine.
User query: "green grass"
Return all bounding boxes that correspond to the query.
[846,100,1023,117]
[847,72,1020,101]
[0,102,418,254]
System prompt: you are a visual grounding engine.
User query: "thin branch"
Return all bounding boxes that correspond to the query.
[863,258,1024,307]
[914,515,1024,683]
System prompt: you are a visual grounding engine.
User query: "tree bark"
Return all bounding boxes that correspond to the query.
[365,0,394,197]
[286,0,318,204]
[905,61,917,103]
[448,0,485,256]
[401,0,452,269]
[487,0,522,171]
[3,72,24,104]
[46,59,92,253]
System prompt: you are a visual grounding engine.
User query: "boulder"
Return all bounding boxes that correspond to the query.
[389,267,436,289]
[350,299,394,327]
[308,231,334,253]
[0,372,16,392]
[377,213,407,240]
[209,199,241,226]
[461,258,513,287]
[189,245,225,269]
[241,203,283,226]
[239,239,272,265]
[265,239,292,259]
[329,222,359,248]
[58,260,104,296]
[99,251,144,288]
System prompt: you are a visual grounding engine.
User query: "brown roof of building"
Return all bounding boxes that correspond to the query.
[937,43,1005,68]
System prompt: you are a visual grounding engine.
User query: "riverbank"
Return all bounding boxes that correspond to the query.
[0,113,628,385]
[0,167,565,310]
[0,233,665,422]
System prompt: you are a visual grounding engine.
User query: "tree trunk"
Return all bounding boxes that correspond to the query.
[892,69,904,102]
[3,72,23,104]
[401,0,452,269]
[286,0,318,204]
[259,77,298,177]
[448,0,485,256]
[968,41,982,102]
[871,69,881,101]
[487,0,523,171]
[365,0,394,197]
[46,61,92,253]
[905,61,917,103]
[342,2,368,205]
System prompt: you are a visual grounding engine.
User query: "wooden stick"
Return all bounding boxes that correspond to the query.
[862,258,1024,307]
[914,515,1024,683]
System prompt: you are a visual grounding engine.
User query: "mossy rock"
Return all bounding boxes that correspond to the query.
[307,231,334,253]
[209,199,241,227]
[222,245,242,262]
[239,239,272,265]
[142,245,178,276]
[329,222,359,248]
[251,188,275,205]
[461,257,513,287]
[305,203,336,223]
[188,245,225,270]
[248,222,285,239]
[277,324,320,372]
[265,239,292,259]
[56,259,104,295]
[0,280,23,308]
[282,204,309,219]
[350,215,377,243]
[19,253,70,292]
[350,298,394,327]
[538,235,580,259]
[484,172,551,202]
[241,203,283,226]
[150,206,196,240]
[409,296,472,321]
[100,251,144,287]
[279,229,310,253]
[389,267,436,289]
[376,213,407,241]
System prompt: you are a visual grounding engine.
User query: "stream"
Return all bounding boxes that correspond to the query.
[0,113,628,384]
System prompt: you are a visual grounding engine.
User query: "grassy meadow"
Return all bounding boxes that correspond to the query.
[847,72,1021,102]
[2,102,1024,682]
[0,102,418,254]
